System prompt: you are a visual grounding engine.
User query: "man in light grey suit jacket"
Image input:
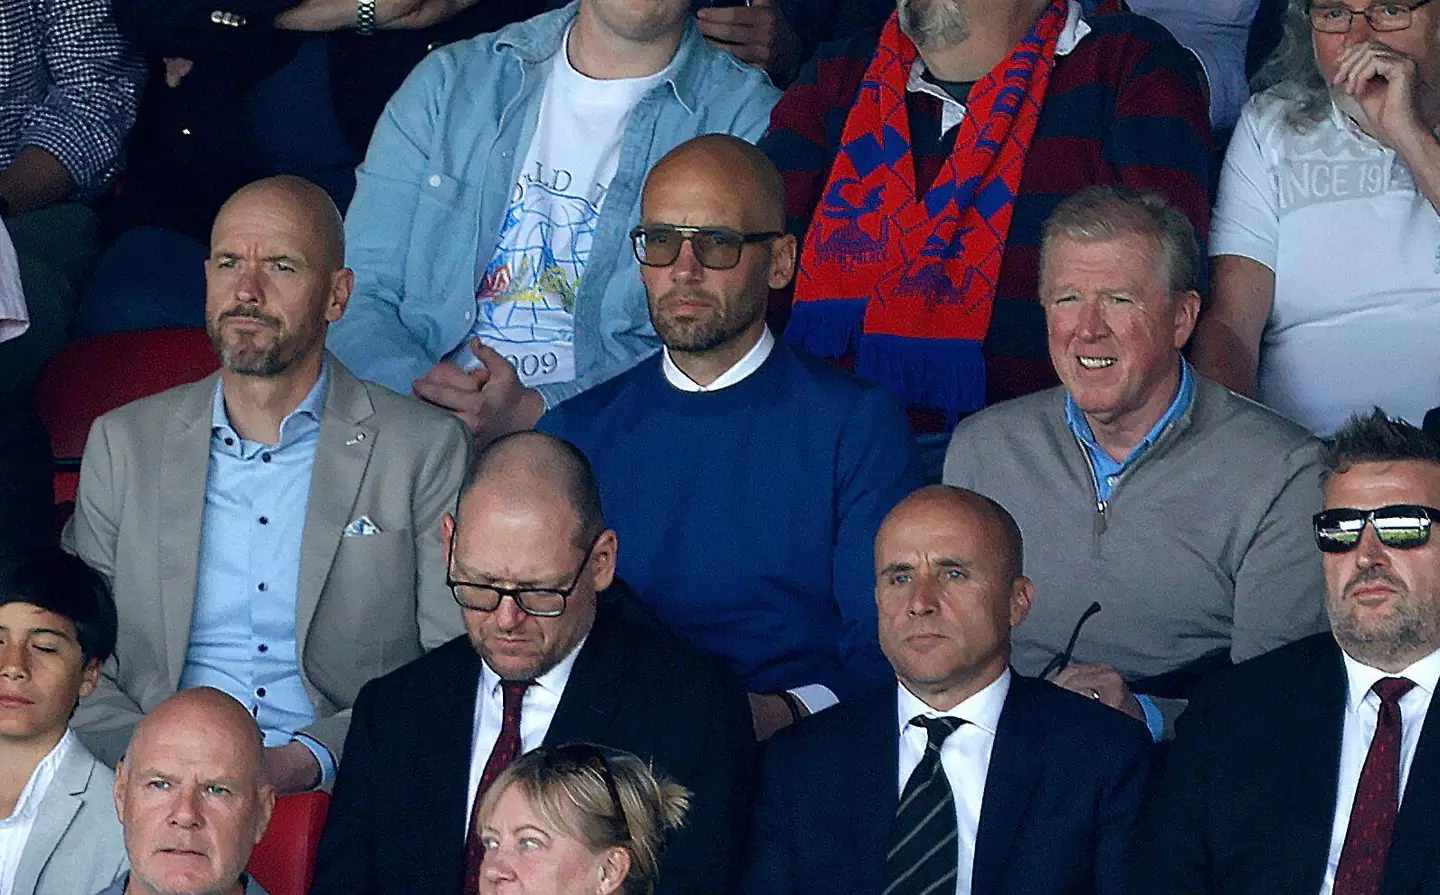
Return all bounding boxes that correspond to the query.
[64,176,472,794]
[1,548,126,895]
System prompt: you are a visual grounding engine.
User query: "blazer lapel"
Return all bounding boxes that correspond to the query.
[418,641,486,872]
[1277,641,1349,890]
[159,376,218,685]
[853,692,900,893]
[971,675,1044,895]
[1383,676,1440,895]
[10,742,95,894]
[295,360,375,651]
[544,606,626,746]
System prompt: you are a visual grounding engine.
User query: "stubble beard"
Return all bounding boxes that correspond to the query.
[1328,568,1439,668]
[897,0,971,53]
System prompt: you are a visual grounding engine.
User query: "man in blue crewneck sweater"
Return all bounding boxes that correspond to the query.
[539,135,920,739]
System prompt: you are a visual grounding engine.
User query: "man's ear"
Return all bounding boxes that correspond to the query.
[1172,289,1201,349]
[768,234,798,291]
[1009,576,1035,629]
[589,529,619,593]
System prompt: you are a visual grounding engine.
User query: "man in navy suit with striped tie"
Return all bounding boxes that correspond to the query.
[741,484,1151,895]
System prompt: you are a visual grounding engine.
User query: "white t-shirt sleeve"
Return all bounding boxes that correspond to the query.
[0,220,28,345]
[1211,98,1281,271]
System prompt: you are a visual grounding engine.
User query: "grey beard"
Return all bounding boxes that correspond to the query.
[897,0,970,52]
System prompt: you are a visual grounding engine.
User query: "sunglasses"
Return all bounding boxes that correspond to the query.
[1312,504,1440,553]
[544,743,632,844]
[629,225,784,270]
[1038,601,1102,680]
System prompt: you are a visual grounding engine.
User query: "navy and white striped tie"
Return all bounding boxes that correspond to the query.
[884,715,966,895]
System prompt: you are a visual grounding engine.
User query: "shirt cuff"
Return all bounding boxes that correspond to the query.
[1135,694,1164,743]
[788,684,839,715]
[292,732,337,789]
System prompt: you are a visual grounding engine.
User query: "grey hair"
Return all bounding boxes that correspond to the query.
[1252,0,1333,131]
[1040,186,1200,295]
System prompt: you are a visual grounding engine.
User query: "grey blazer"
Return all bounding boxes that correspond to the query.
[64,356,473,765]
[15,738,126,895]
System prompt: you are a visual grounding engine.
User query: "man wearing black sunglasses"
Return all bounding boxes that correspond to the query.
[311,430,753,895]
[1138,410,1440,894]
[540,135,919,742]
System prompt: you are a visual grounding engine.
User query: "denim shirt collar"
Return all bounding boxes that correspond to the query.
[211,356,331,453]
[493,1,703,115]
[1065,357,1195,468]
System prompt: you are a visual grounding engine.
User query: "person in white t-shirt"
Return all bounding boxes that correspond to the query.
[331,0,780,444]
[1194,0,1440,435]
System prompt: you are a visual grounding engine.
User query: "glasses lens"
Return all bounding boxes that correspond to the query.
[1372,507,1432,548]
[515,590,567,617]
[1368,4,1412,28]
[693,230,744,270]
[636,227,682,267]
[453,583,502,611]
[1314,510,1365,553]
[1310,6,1353,29]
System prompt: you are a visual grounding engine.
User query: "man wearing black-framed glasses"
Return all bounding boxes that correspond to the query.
[311,429,754,895]
[540,134,920,743]
[1138,410,1440,893]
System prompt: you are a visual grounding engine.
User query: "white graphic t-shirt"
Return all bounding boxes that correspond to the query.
[449,29,670,386]
[1211,90,1440,435]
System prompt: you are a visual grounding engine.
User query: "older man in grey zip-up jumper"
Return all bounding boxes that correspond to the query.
[943,186,1326,740]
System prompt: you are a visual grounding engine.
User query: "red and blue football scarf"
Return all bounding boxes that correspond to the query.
[787,0,1069,421]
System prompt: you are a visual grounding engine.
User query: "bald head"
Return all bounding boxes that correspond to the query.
[461,431,604,548]
[882,486,1026,584]
[116,688,274,895]
[214,175,345,272]
[643,134,787,232]
[126,687,265,777]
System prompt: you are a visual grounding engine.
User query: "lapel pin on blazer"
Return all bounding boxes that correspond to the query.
[344,431,367,446]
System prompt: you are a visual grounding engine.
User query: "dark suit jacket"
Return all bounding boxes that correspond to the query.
[1134,632,1440,895]
[741,673,1151,895]
[309,599,755,895]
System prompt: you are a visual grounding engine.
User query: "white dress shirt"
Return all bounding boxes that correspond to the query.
[0,731,74,895]
[660,325,838,715]
[1319,647,1440,895]
[0,219,26,345]
[895,670,1011,895]
[661,325,775,393]
[464,638,588,823]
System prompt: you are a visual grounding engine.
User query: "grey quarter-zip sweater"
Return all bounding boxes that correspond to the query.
[943,374,1328,690]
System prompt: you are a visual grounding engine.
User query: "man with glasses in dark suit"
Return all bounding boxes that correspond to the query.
[310,429,753,895]
[1138,410,1440,894]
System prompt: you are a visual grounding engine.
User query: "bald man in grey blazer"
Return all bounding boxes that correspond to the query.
[63,177,472,794]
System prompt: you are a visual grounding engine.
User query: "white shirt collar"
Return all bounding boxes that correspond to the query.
[480,634,589,699]
[1341,645,1440,714]
[907,0,1091,135]
[895,668,1012,738]
[661,326,775,393]
[2,730,73,824]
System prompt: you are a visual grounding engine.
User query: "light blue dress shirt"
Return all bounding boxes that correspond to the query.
[180,363,336,785]
[1063,358,1196,741]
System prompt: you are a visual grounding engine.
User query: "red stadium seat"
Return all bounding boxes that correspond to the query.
[33,328,218,514]
[248,791,331,895]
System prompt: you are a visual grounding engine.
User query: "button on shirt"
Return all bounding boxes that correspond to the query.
[1320,648,1440,895]
[0,731,73,895]
[895,669,1011,895]
[465,637,588,822]
[182,365,335,783]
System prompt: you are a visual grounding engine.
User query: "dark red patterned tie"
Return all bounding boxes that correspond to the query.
[461,679,532,894]
[1333,676,1417,895]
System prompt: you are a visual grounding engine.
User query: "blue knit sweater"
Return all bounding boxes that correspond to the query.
[539,341,919,699]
